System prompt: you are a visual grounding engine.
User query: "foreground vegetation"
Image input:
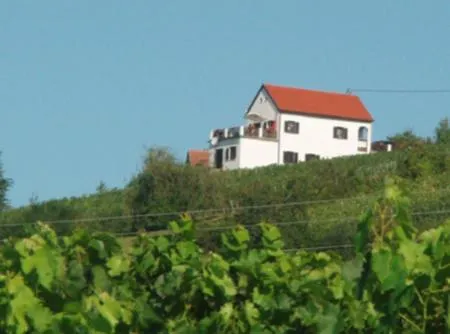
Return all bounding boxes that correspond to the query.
[0,181,449,333]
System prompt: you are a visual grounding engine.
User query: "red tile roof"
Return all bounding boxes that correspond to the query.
[186,149,209,167]
[263,83,374,122]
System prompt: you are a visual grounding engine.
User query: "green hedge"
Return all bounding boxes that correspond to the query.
[1,143,449,250]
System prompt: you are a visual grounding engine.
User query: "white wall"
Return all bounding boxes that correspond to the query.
[209,138,241,170]
[278,113,372,163]
[210,137,278,170]
[238,138,278,169]
[245,89,277,122]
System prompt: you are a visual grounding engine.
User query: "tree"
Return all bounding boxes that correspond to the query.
[142,146,178,168]
[96,181,108,194]
[0,152,12,211]
[435,117,450,144]
[124,146,179,232]
[387,129,429,151]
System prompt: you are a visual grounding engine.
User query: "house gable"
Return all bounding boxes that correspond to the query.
[245,85,278,122]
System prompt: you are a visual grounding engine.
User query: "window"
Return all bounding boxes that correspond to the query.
[283,151,298,164]
[225,146,237,161]
[305,154,320,161]
[284,121,299,134]
[333,126,348,139]
[229,146,237,160]
[358,126,368,141]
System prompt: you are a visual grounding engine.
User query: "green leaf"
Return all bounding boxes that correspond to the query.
[20,246,64,290]
[169,221,181,234]
[342,255,364,283]
[88,239,107,259]
[372,248,408,292]
[92,265,111,292]
[106,255,130,277]
[398,240,433,274]
[315,303,343,334]
[244,301,260,326]
[219,303,234,323]
[260,223,285,249]
[6,275,53,333]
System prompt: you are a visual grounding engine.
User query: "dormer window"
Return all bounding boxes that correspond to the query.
[333,126,348,140]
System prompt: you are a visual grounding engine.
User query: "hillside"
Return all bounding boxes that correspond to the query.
[1,143,449,252]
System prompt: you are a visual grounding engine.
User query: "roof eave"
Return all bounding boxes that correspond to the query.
[279,109,374,123]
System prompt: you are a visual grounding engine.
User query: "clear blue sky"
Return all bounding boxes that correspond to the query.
[1,1,449,207]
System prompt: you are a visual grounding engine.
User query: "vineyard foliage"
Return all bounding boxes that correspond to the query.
[0,181,449,333]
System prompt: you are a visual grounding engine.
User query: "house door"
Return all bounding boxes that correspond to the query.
[215,149,223,169]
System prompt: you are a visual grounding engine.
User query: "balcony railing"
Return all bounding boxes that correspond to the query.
[357,140,369,152]
[210,121,277,143]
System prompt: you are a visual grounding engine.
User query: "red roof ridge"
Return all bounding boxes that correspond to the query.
[260,82,374,123]
[263,83,353,98]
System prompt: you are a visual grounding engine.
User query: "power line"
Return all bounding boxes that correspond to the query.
[1,187,448,228]
[347,88,450,94]
[197,209,450,232]
[112,209,450,237]
[283,244,353,252]
[0,193,383,226]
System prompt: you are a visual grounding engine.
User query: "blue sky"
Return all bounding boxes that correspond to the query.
[1,1,450,207]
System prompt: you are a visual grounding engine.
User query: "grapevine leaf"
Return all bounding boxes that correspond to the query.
[169,221,181,234]
[175,241,198,259]
[260,223,285,249]
[27,306,54,332]
[371,248,408,292]
[342,255,364,283]
[315,303,344,334]
[219,303,234,323]
[154,236,170,252]
[92,265,111,292]
[88,240,107,260]
[21,246,63,290]
[398,240,433,274]
[106,255,130,277]
[244,301,260,326]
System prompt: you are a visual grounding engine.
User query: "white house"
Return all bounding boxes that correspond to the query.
[208,83,374,170]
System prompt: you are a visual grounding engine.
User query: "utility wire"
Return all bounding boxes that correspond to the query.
[283,244,354,252]
[347,88,450,94]
[1,193,383,226]
[111,209,450,237]
[2,186,449,227]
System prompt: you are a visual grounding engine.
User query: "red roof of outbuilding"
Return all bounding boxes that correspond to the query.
[186,150,209,167]
[263,83,374,122]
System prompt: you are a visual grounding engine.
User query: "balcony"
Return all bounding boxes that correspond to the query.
[210,121,277,144]
[357,140,369,152]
